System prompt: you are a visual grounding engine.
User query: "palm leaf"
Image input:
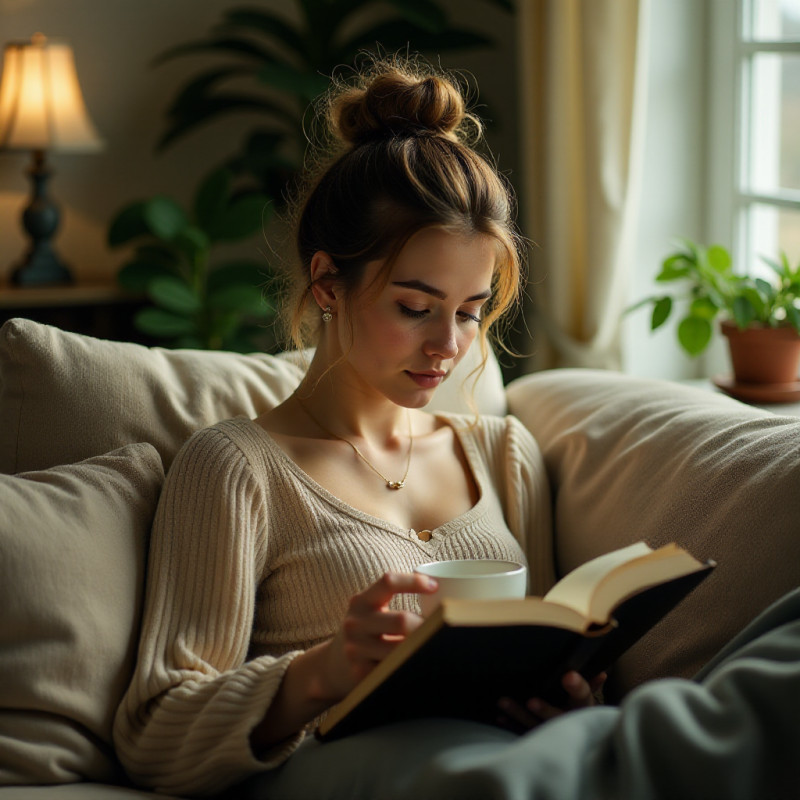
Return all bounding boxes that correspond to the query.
[153,36,277,67]
[339,22,492,60]
[157,94,297,151]
[166,66,255,116]
[218,8,308,60]
[385,0,448,33]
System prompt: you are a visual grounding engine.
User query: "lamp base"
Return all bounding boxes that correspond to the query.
[11,243,73,286]
[9,149,73,286]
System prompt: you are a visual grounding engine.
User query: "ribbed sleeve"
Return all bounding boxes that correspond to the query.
[113,428,305,797]
[113,414,555,796]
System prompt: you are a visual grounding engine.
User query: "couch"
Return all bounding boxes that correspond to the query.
[1,317,798,799]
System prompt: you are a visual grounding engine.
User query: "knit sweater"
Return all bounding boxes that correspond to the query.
[113,413,555,797]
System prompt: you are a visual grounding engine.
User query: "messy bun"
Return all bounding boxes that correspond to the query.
[283,56,522,367]
[331,70,476,145]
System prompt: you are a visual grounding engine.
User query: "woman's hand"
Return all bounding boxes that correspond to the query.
[497,671,607,733]
[252,572,436,751]
[319,571,438,701]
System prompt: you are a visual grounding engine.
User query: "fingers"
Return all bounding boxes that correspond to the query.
[497,671,609,733]
[337,572,436,676]
[353,572,437,613]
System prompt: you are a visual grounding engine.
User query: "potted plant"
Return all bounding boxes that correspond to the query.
[110,0,513,352]
[152,0,513,200]
[108,167,275,353]
[630,239,800,394]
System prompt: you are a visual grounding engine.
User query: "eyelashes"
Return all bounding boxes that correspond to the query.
[398,304,480,324]
[398,304,428,320]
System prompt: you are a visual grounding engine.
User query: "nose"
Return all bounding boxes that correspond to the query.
[424,319,459,360]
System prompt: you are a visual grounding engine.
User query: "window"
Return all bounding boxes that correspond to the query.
[735,0,800,276]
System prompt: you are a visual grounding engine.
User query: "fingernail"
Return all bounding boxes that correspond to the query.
[424,577,438,590]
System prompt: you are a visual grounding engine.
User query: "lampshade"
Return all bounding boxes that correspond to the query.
[0,33,103,152]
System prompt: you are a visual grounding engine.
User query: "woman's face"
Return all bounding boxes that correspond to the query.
[337,227,496,408]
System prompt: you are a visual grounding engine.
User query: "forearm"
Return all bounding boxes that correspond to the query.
[250,640,341,754]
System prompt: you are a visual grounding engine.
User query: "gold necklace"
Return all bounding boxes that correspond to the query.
[295,396,413,490]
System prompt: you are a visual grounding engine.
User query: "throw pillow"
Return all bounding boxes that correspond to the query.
[0,444,164,785]
[507,368,800,702]
[0,318,506,475]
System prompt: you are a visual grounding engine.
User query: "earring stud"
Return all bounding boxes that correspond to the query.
[321,306,333,323]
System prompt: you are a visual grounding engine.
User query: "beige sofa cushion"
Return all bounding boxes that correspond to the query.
[507,368,800,702]
[0,444,164,786]
[0,318,506,475]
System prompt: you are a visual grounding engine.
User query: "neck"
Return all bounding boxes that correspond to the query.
[296,354,408,445]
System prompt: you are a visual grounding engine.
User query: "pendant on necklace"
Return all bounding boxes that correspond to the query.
[387,480,406,490]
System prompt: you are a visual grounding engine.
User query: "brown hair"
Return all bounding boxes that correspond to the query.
[280,56,524,367]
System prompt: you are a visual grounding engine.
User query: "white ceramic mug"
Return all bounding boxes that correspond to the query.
[414,559,527,617]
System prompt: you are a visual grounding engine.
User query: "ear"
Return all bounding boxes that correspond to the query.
[309,251,339,311]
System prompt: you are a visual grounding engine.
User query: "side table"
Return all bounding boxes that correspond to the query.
[0,282,148,344]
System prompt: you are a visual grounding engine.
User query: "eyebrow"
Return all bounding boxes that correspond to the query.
[391,280,491,303]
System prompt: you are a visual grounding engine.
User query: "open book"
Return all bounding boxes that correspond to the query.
[317,541,715,741]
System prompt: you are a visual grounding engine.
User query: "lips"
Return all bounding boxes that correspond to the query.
[405,370,447,389]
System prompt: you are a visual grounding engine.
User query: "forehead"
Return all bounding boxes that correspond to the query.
[388,228,496,287]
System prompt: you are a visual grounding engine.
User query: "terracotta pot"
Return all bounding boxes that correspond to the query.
[720,320,800,385]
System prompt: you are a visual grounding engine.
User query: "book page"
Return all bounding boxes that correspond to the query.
[543,542,656,618]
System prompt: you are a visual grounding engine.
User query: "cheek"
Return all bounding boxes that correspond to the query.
[353,309,413,354]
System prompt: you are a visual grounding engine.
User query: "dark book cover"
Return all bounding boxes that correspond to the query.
[318,563,713,741]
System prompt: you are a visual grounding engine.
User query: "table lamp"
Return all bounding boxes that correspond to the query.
[0,33,103,285]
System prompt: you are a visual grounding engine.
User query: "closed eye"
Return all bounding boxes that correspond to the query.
[458,310,481,324]
[398,304,429,319]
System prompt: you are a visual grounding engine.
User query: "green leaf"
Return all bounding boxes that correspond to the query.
[135,307,197,338]
[785,303,800,334]
[117,260,176,293]
[149,275,202,315]
[134,244,181,268]
[173,226,211,263]
[761,254,785,279]
[754,277,776,303]
[166,66,253,116]
[194,167,233,231]
[208,260,270,291]
[677,315,712,356]
[706,244,732,272]
[385,0,448,33]
[651,296,672,330]
[732,294,757,329]
[689,296,718,320]
[153,36,277,67]
[207,193,270,241]
[340,22,491,60]
[108,201,150,247]
[157,94,297,151]
[143,196,188,241]
[656,254,692,282]
[218,9,307,58]
[208,283,272,316]
[257,63,331,102]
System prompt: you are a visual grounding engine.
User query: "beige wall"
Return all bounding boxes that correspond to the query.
[0,0,518,283]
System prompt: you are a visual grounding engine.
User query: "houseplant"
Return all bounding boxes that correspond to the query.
[631,239,800,388]
[108,167,274,352]
[152,0,512,199]
[112,0,513,350]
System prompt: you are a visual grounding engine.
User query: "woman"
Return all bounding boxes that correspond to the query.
[113,57,601,799]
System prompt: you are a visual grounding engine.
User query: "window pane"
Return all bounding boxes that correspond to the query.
[750,0,800,40]
[748,53,800,193]
[747,203,800,277]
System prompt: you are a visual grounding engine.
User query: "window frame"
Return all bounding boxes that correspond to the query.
[709,0,800,274]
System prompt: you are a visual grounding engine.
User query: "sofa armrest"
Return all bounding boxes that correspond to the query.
[506,368,800,701]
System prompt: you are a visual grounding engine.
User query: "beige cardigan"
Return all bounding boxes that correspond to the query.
[113,413,554,797]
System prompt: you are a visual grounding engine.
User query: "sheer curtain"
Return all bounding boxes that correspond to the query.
[517,0,649,370]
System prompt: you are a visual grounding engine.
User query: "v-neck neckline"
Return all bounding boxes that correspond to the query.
[242,414,488,538]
